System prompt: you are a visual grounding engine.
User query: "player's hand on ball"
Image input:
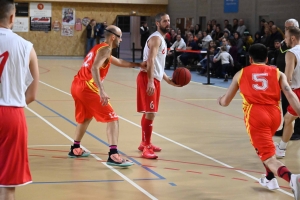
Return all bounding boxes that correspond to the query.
[167,77,181,87]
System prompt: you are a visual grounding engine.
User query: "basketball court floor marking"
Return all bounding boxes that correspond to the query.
[38,80,293,198]
[26,106,159,200]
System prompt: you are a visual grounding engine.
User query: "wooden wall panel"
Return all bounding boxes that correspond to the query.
[16,2,167,56]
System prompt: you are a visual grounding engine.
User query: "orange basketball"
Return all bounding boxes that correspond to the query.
[172,67,191,86]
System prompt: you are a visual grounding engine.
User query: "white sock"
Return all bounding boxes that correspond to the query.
[279,140,287,150]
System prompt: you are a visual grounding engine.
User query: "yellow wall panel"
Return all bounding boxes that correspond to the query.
[16,2,167,56]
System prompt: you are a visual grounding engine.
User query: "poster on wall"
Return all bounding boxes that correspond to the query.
[62,8,75,25]
[30,17,51,31]
[52,20,61,31]
[30,3,51,17]
[12,17,29,32]
[15,3,29,17]
[81,17,90,26]
[75,18,82,31]
[61,25,74,36]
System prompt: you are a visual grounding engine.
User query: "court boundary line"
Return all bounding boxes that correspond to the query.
[26,107,158,200]
[38,80,293,198]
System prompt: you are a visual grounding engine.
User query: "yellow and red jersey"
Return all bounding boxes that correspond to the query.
[75,43,112,93]
[238,64,281,107]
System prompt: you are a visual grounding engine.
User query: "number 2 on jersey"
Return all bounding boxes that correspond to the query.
[252,73,268,91]
[0,51,9,83]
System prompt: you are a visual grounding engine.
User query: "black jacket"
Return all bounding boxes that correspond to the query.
[274,41,289,72]
[86,24,97,39]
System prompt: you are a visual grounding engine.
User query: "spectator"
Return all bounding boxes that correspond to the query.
[236,19,247,36]
[165,35,186,69]
[213,45,234,81]
[140,21,150,60]
[86,19,97,56]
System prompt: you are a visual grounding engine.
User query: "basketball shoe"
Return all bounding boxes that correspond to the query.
[259,175,279,190]
[107,153,134,167]
[142,145,158,159]
[290,174,300,200]
[68,145,91,158]
[274,142,286,158]
[138,142,162,152]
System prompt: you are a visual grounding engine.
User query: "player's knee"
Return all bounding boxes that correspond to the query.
[284,112,297,124]
[145,113,155,120]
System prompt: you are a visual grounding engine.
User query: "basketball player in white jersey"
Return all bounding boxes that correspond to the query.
[0,0,39,199]
[276,26,300,160]
[136,13,179,159]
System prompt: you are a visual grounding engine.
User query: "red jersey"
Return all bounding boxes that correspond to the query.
[75,43,111,91]
[238,64,281,106]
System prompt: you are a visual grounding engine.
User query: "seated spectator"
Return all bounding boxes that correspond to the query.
[236,19,247,36]
[165,35,186,69]
[202,31,213,49]
[213,46,234,81]
[198,46,215,75]
[253,31,261,44]
[179,35,199,67]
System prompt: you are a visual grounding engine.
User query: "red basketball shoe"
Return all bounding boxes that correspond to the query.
[138,142,162,152]
[142,145,158,159]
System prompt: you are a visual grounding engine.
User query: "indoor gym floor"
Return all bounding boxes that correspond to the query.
[16,58,300,200]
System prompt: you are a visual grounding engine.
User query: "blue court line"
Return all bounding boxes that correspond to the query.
[169,182,177,186]
[35,100,165,180]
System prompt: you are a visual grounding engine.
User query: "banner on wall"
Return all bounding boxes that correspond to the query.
[30,17,51,31]
[75,18,82,31]
[61,25,74,36]
[62,8,75,25]
[224,0,239,13]
[15,3,29,17]
[52,21,61,31]
[30,3,52,17]
[12,17,29,32]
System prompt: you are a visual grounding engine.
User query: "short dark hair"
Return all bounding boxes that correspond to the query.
[248,43,268,63]
[0,0,14,22]
[286,26,300,41]
[155,13,168,23]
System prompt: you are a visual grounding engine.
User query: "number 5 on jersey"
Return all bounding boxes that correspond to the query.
[252,73,268,91]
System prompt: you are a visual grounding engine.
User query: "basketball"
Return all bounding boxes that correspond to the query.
[172,67,191,86]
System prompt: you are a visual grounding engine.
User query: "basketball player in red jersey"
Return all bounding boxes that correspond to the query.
[218,43,300,199]
[137,13,179,159]
[69,25,146,167]
[0,0,39,199]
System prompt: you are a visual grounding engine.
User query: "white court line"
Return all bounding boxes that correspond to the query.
[38,80,293,198]
[26,106,158,200]
[28,145,70,147]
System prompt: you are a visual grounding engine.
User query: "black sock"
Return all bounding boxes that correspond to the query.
[264,164,275,180]
[109,145,118,155]
[73,140,80,148]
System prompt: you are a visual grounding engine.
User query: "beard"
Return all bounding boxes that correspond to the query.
[159,25,169,34]
[286,38,292,48]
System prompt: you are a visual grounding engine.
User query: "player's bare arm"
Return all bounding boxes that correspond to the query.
[146,36,160,96]
[111,56,147,70]
[279,72,300,116]
[218,70,240,106]
[25,47,39,105]
[284,51,297,85]
[91,46,111,106]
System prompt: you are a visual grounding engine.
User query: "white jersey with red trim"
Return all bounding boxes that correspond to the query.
[142,31,167,82]
[0,28,33,107]
[289,45,300,89]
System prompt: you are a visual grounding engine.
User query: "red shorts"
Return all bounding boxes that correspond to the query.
[0,106,32,186]
[245,104,281,161]
[287,88,300,116]
[71,78,118,123]
[137,71,161,113]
